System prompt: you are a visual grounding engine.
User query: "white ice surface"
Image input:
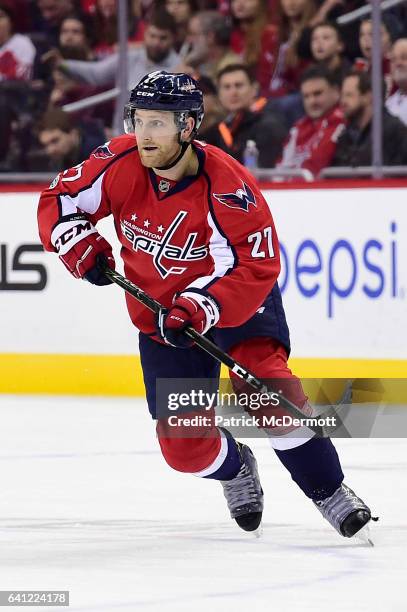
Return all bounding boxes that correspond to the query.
[0,395,405,612]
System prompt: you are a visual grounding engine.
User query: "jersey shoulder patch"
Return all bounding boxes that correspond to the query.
[91,141,115,159]
[202,144,261,213]
[213,181,257,213]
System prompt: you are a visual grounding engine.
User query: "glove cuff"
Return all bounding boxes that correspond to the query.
[51,214,97,255]
[179,290,220,333]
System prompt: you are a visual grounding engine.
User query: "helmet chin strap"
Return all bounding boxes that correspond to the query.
[154,140,190,171]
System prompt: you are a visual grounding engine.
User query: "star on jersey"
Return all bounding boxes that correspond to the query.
[144,219,151,228]
[157,225,164,233]
[213,181,257,213]
[131,214,137,221]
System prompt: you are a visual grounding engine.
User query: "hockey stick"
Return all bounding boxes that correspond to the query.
[100,263,325,435]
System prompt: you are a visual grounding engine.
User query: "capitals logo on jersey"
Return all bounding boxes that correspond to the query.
[213,181,257,213]
[92,142,115,159]
[121,211,208,279]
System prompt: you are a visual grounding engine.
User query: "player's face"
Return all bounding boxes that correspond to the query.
[134,110,181,168]
[301,78,339,120]
[340,76,364,120]
[218,71,256,113]
[311,26,343,62]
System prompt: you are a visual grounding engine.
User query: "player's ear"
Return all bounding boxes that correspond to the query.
[181,116,195,141]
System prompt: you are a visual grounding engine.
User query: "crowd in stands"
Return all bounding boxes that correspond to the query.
[1,0,407,177]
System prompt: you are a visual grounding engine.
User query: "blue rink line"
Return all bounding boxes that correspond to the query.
[0,450,160,461]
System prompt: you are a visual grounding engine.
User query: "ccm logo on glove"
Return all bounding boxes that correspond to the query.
[53,214,95,254]
[158,290,220,348]
[51,213,115,285]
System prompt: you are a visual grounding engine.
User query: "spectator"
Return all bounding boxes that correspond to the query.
[323,0,366,62]
[37,106,106,170]
[332,71,407,167]
[90,0,145,59]
[58,15,94,59]
[230,0,288,98]
[180,11,239,81]
[196,75,224,136]
[163,0,197,53]
[386,38,407,126]
[57,9,180,132]
[41,14,94,67]
[203,63,287,167]
[276,64,344,176]
[40,14,110,124]
[252,0,317,128]
[0,2,36,165]
[310,21,350,86]
[0,2,36,81]
[35,0,76,46]
[230,0,270,61]
[353,16,398,90]
[357,18,392,66]
[295,0,358,61]
[49,65,89,105]
[47,65,114,131]
[259,0,316,97]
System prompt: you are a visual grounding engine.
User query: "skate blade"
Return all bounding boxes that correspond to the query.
[250,523,263,539]
[354,522,374,547]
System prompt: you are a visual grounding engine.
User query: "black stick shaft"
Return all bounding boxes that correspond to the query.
[102,264,323,434]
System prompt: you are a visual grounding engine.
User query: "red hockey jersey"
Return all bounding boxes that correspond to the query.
[38,137,281,336]
[276,106,345,176]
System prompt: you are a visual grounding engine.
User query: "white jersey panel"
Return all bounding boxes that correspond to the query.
[59,172,104,216]
[186,211,235,291]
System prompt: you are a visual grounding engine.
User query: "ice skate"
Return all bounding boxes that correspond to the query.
[220,443,264,534]
[314,483,374,543]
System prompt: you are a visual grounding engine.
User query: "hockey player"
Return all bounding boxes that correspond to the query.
[38,71,372,538]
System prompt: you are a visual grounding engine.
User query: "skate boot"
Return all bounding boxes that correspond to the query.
[220,443,264,532]
[314,483,372,538]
